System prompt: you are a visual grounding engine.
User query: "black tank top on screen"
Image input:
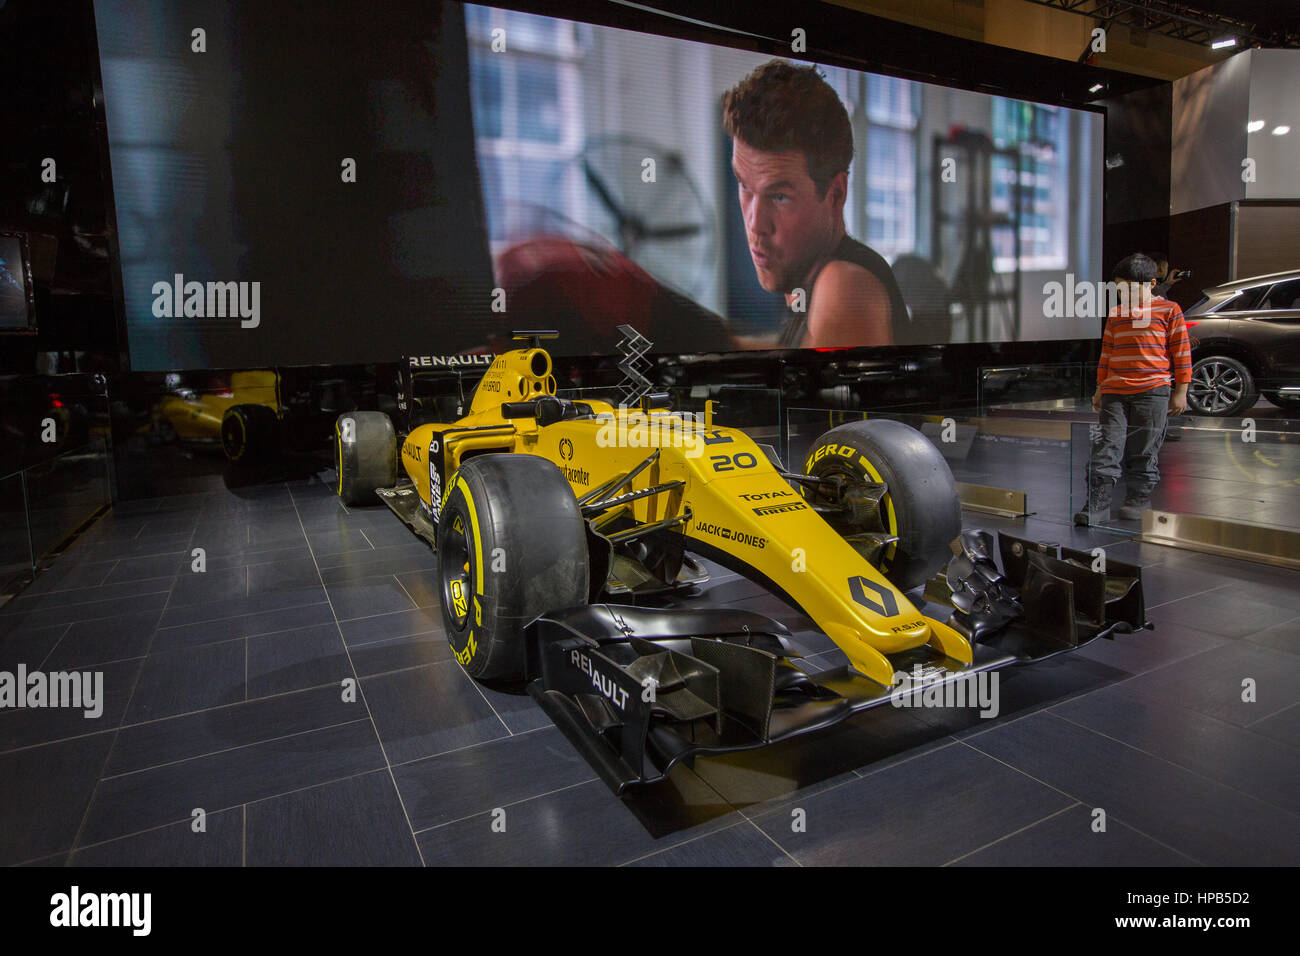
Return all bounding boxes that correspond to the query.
[776,235,907,348]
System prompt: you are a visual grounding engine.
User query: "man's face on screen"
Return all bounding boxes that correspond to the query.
[732,137,840,294]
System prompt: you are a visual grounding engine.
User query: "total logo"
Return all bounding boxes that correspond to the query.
[739,491,793,501]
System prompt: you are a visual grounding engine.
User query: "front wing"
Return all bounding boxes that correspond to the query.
[524,531,1150,794]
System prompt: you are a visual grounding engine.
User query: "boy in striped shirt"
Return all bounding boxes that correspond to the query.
[1075,253,1191,525]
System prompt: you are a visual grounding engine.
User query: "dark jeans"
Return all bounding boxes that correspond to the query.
[1089,385,1170,500]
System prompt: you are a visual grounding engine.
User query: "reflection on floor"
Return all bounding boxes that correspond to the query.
[0,472,1296,866]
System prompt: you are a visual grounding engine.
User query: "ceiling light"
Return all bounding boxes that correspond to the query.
[1211,37,1237,50]
[1247,120,1265,133]
[1088,83,1104,93]
[1272,126,1291,135]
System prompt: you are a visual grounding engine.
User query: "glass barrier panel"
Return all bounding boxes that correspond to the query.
[558,385,784,457]
[23,436,112,564]
[977,363,1087,417]
[1072,414,1300,535]
[0,471,34,593]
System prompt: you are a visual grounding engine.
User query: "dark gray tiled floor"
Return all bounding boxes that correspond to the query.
[1,473,1295,866]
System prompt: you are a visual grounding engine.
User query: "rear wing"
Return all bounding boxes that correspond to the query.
[395,354,495,433]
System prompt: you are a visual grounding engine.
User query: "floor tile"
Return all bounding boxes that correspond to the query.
[394,726,594,832]
[965,711,1299,866]
[326,574,417,621]
[627,820,796,866]
[362,661,510,764]
[156,587,328,630]
[246,622,352,698]
[106,683,363,776]
[0,658,143,752]
[348,631,452,678]
[42,609,163,670]
[416,767,736,866]
[0,731,116,866]
[151,601,334,652]
[245,770,421,866]
[123,640,246,724]
[948,804,1192,866]
[337,606,443,647]
[1052,681,1300,814]
[70,808,244,866]
[1116,641,1300,728]
[80,720,384,846]
[749,741,1073,866]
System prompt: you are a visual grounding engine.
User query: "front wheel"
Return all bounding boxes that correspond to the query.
[437,454,589,680]
[803,419,961,592]
[1187,356,1257,417]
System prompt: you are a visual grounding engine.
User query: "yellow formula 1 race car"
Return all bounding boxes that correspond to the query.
[335,332,1149,793]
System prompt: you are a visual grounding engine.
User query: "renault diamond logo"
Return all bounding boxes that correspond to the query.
[848,575,899,617]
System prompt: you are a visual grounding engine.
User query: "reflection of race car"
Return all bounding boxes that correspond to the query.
[154,369,379,464]
[154,370,282,462]
[335,332,1149,793]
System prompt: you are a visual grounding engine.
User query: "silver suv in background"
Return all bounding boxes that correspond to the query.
[1181,270,1300,417]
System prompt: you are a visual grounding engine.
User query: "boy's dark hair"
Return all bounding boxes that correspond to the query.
[722,59,854,198]
[1113,253,1158,283]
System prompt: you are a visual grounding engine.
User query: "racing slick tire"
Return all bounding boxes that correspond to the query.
[221,404,278,463]
[436,454,589,680]
[804,419,961,592]
[335,411,397,505]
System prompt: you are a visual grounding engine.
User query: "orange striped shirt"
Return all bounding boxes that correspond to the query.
[1097,297,1191,395]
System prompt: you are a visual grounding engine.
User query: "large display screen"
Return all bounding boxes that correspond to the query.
[94,0,1103,369]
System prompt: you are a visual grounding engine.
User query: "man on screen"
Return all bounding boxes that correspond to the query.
[723,60,908,348]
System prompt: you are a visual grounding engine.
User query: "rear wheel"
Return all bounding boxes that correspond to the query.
[803,419,961,592]
[1188,356,1257,417]
[335,411,397,505]
[437,455,589,680]
[221,404,278,463]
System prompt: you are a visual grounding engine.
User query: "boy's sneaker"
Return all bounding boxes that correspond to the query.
[1117,498,1151,521]
[1073,480,1114,526]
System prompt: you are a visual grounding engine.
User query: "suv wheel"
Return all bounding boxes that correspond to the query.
[1188,356,1257,417]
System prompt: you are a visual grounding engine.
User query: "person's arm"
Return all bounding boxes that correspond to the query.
[1167,306,1191,414]
[803,261,894,348]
